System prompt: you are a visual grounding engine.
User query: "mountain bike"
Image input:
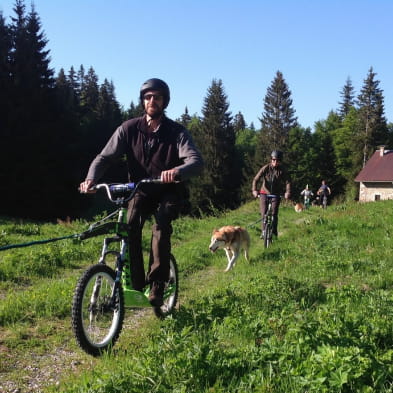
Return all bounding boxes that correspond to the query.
[71,178,179,356]
[259,194,279,248]
[318,193,328,209]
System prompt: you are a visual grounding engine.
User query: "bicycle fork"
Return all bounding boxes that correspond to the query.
[91,237,124,311]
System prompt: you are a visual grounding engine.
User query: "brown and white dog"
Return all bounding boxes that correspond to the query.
[209,226,250,272]
[294,202,304,212]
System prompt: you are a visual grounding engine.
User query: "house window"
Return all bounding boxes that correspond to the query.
[375,194,381,201]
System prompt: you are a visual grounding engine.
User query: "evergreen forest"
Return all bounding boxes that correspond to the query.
[1,0,393,220]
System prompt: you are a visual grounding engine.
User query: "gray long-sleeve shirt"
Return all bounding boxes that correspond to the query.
[86,115,203,183]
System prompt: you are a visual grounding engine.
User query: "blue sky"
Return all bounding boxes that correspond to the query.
[1,0,393,130]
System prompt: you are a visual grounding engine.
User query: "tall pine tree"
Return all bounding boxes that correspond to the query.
[338,77,355,119]
[124,101,144,120]
[357,67,388,166]
[331,107,361,200]
[3,0,57,218]
[95,79,126,183]
[199,79,238,211]
[178,106,192,128]
[0,12,12,196]
[256,71,297,166]
[0,12,11,130]
[233,111,247,133]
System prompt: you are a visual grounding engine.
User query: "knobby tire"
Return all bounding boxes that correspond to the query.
[264,223,272,248]
[153,255,179,318]
[71,264,124,357]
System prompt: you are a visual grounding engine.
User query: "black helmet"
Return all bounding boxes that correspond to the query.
[140,78,170,108]
[271,150,283,160]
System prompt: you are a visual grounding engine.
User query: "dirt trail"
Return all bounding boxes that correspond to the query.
[0,308,150,393]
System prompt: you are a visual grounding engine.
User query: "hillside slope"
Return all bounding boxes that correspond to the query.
[1,200,393,392]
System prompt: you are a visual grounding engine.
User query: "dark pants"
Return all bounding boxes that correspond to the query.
[320,194,328,206]
[127,191,181,290]
[259,194,280,236]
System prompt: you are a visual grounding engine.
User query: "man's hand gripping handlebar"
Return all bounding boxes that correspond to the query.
[79,169,181,194]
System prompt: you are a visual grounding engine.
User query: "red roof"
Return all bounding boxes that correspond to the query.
[355,149,393,182]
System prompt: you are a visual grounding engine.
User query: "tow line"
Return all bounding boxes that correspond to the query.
[245,217,263,228]
[0,233,81,252]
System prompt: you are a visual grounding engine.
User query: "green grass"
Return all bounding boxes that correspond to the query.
[1,200,393,392]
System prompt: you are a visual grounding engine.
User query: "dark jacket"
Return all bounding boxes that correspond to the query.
[86,115,203,184]
[252,163,291,196]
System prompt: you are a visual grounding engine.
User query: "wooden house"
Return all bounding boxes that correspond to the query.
[355,146,393,202]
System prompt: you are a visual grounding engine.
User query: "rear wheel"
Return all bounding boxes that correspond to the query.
[153,255,179,318]
[71,264,124,356]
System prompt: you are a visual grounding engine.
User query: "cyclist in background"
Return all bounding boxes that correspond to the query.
[317,180,331,208]
[252,150,291,239]
[79,78,203,307]
[300,184,313,209]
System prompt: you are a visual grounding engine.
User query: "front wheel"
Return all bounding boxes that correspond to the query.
[153,255,179,318]
[71,264,124,356]
[264,222,273,248]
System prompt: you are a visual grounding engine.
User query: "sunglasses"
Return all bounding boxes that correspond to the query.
[143,93,163,101]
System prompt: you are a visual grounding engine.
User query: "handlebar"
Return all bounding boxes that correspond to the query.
[257,193,280,198]
[88,178,163,204]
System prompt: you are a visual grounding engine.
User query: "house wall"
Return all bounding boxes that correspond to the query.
[358,182,393,202]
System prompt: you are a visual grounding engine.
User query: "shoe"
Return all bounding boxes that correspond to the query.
[149,281,165,307]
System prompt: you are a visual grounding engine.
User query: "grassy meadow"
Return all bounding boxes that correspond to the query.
[0,199,393,392]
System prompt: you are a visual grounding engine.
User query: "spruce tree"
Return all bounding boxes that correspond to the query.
[0,12,11,133]
[97,79,122,123]
[259,70,297,156]
[4,0,58,218]
[124,101,144,120]
[78,66,100,162]
[233,111,247,133]
[56,68,78,113]
[55,69,81,180]
[80,66,99,114]
[0,12,11,194]
[199,79,238,211]
[357,67,388,166]
[9,1,54,113]
[25,4,54,90]
[178,106,192,128]
[67,66,80,104]
[331,107,361,200]
[338,77,355,119]
[95,79,126,183]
